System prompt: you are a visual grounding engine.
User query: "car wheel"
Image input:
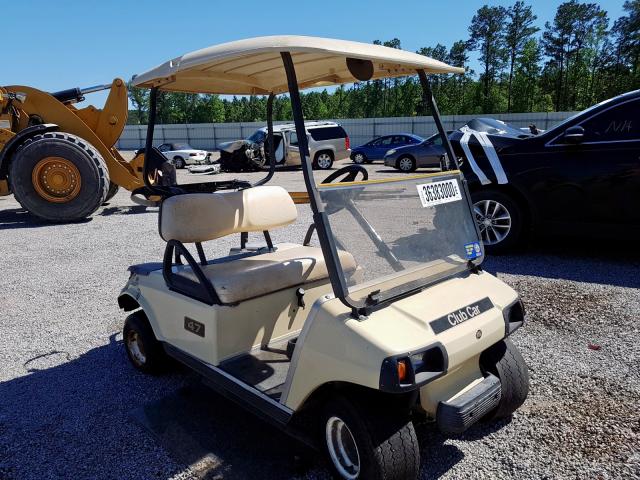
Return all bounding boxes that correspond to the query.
[173,157,186,169]
[471,189,524,254]
[397,156,416,173]
[352,153,366,164]
[321,396,420,480]
[313,151,334,170]
[123,310,167,375]
[480,339,530,421]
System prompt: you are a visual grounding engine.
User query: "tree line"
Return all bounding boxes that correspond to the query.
[127,0,639,125]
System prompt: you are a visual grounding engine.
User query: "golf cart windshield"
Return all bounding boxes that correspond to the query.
[319,171,481,305]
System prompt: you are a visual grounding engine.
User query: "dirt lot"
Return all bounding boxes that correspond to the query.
[0,159,639,480]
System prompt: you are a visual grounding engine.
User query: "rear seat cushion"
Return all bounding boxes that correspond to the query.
[175,243,356,304]
[160,186,298,243]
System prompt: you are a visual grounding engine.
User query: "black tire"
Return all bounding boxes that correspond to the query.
[396,155,416,173]
[104,182,119,203]
[173,156,186,169]
[9,132,109,222]
[313,151,334,170]
[480,339,529,421]
[321,396,420,480]
[352,152,367,164]
[471,189,525,254]
[123,310,167,375]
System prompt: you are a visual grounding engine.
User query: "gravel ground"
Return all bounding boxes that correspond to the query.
[0,159,639,480]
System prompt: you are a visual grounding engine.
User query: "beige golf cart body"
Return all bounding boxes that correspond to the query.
[119,36,524,434]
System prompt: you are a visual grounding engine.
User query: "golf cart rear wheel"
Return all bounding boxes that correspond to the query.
[321,396,420,480]
[313,151,334,170]
[123,310,167,375]
[471,189,524,254]
[480,339,530,421]
[9,132,109,222]
[396,156,416,173]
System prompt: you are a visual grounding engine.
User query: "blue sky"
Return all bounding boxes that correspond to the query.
[3,0,626,106]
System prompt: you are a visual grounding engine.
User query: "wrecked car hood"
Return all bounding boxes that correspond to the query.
[217,139,249,153]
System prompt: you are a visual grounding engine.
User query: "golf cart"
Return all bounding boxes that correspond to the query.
[118,36,529,479]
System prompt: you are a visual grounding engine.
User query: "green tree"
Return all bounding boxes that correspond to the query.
[612,0,640,89]
[467,5,508,113]
[505,2,539,112]
[511,39,545,111]
[127,82,149,125]
[543,1,609,110]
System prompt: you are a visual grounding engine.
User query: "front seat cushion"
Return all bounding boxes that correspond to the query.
[175,243,356,304]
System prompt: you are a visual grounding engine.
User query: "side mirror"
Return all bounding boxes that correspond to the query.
[564,125,585,144]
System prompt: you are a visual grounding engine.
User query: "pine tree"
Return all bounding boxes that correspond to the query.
[505,2,539,112]
[467,5,508,113]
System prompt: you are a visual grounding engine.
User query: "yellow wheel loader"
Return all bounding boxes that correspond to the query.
[0,79,154,222]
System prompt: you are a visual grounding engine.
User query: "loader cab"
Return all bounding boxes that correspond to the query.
[119,36,529,480]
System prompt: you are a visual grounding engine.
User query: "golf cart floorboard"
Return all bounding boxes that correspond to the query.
[219,341,291,401]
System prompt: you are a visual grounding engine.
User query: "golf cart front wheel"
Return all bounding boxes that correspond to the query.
[480,339,529,421]
[322,396,420,480]
[123,310,167,375]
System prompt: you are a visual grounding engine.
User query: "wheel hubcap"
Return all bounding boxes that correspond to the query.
[354,154,364,163]
[126,331,146,366]
[31,157,81,203]
[399,158,413,171]
[326,416,360,479]
[318,153,332,168]
[474,199,512,245]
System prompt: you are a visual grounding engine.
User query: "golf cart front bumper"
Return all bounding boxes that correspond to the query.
[435,374,501,434]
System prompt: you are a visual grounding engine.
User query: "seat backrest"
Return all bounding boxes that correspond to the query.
[159,186,297,243]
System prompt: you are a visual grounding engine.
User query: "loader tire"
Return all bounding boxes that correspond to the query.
[104,182,120,203]
[9,132,110,222]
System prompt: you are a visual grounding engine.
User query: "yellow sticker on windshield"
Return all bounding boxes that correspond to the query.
[416,179,462,207]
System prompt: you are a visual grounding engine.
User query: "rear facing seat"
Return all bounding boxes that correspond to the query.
[159,186,356,304]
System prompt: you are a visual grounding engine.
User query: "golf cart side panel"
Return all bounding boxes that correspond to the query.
[284,271,518,411]
[131,271,337,365]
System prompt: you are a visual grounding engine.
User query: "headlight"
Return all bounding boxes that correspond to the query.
[386,149,396,156]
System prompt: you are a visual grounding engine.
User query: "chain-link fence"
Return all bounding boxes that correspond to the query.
[117,111,576,151]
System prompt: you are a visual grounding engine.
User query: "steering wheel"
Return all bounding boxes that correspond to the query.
[321,164,368,184]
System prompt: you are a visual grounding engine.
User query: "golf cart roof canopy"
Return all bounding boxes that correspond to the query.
[132,35,464,95]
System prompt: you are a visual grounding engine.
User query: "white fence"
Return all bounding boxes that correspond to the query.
[116,111,577,151]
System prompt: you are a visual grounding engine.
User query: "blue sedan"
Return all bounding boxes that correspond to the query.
[350,134,423,164]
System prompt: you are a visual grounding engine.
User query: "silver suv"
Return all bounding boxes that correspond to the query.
[218,121,350,171]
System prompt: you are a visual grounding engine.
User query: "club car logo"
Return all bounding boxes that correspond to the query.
[429,298,494,334]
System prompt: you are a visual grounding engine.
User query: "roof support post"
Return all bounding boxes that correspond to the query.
[280,51,350,309]
[253,92,276,187]
[143,87,158,187]
[417,70,459,170]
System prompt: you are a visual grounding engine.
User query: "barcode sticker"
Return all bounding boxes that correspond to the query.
[416,179,462,207]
